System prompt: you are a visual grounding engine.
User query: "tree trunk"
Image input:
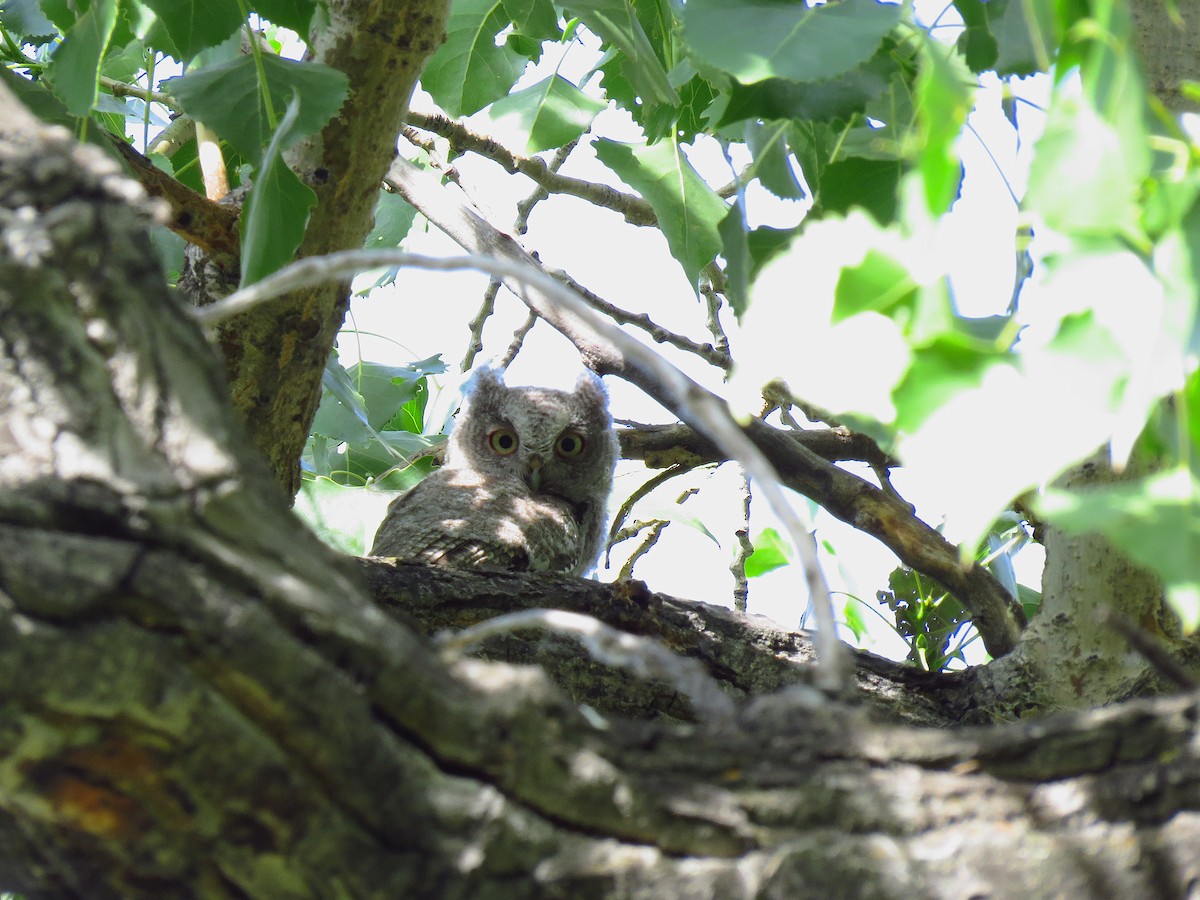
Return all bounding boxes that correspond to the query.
[3,75,1200,900]
[185,1,451,496]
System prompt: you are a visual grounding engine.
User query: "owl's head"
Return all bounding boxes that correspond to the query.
[446,367,618,506]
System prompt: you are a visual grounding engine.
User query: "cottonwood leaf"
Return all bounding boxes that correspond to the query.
[683,0,900,85]
[593,137,727,288]
[167,54,348,160]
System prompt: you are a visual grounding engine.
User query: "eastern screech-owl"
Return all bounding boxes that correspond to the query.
[370,367,618,576]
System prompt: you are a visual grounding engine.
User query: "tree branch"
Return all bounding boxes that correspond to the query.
[109,139,240,261]
[406,110,658,226]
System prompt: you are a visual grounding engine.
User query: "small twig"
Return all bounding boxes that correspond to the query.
[544,266,732,370]
[435,609,736,722]
[870,462,908,504]
[606,464,701,553]
[700,282,732,365]
[406,110,657,227]
[461,141,579,371]
[515,138,578,234]
[461,280,501,372]
[99,75,177,108]
[191,250,554,325]
[500,310,538,368]
[615,520,668,581]
[1103,609,1199,689]
[730,468,753,613]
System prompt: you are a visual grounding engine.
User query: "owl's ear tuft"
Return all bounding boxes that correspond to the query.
[573,371,611,413]
[466,364,507,399]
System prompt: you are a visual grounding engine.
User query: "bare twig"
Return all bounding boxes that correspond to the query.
[543,266,732,370]
[730,468,753,613]
[701,282,732,365]
[406,111,657,226]
[614,520,668,581]
[500,310,538,368]
[100,75,177,107]
[606,464,702,555]
[461,279,501,372]
[435,609,736,722]
[462,140,580,372]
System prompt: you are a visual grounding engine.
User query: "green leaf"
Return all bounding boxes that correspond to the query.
[719,200,750,319]
[138,0,242,60]
[1026,11,1149,238]
[991,0,1053,77]
[718,49,896,128]
[893,335,1009,434]
[682,0,901,85]
[819,156,902,223]
[167,54,348,160]
[37,0,77,32]
[744,121,804,201]
[832,248,916,322]
[745,527,791,578]
[486,75,606,154]
[952,0,998,73]
[44,0,118,117]
[675,70,720,142]
[2,0,58,41]
[421,0,525,118]
[914,42,973,215]
[253,0,318,35]
[239,93,317,286]
[565,0,677,108]
[295,478,390,556]
[841,598,870,643]
[353,358,447,431]
[592,137,727,288]
[503,0,561,41]
[364,188,419,250]
[1040,467,1200,632]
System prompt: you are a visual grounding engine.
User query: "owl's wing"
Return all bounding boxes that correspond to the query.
[369,472,574,572]
[403,534,531,571]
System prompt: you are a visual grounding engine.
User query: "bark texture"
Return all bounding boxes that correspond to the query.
[1131,0,1200,112]
[188,1,451,496]
[3,80,1200,899]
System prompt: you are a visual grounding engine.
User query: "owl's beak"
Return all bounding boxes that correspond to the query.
[524,456,544,491]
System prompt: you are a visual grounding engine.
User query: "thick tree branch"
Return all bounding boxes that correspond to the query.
[110,139,240,261]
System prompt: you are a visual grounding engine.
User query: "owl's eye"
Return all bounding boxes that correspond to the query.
[555,431,586,459]
[487,428,519,455]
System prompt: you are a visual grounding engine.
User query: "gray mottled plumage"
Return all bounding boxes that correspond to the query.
[370,367,618,576]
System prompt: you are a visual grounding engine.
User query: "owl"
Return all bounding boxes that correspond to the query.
[370,367,618,576]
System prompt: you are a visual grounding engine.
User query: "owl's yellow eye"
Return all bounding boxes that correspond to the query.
[555,431,586,459]
[488,428,519,455]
